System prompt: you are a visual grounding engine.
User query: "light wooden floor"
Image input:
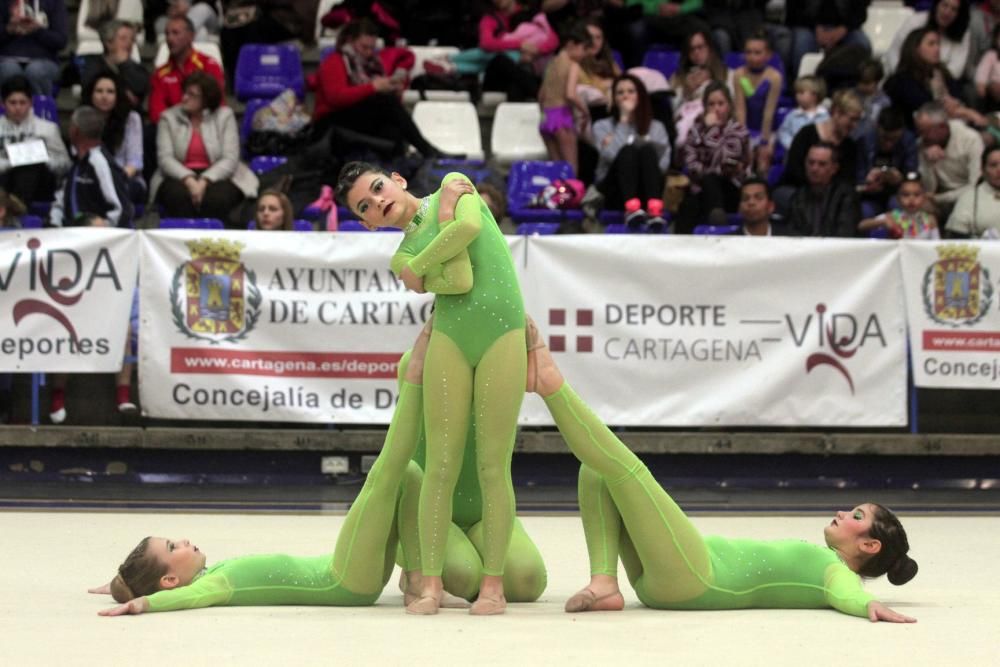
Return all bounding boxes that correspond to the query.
[1,511,993,666]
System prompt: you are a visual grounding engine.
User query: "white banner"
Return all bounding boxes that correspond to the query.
[518,237,908,426]
[0,228,138,372]
[139,230,527,423]
[901,241,1000,389]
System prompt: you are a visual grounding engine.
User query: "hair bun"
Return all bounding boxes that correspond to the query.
[887,555,918,586]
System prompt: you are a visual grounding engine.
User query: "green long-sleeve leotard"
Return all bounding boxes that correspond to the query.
[545,383,876,617]
[145,381,427,612]
[391,173,526,578]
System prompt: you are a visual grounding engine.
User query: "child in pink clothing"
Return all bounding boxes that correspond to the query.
[537,23,592,175]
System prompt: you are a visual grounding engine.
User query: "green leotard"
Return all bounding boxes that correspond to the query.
[144,381,428,612]
[545,383,877,618]
[391,173,527,579]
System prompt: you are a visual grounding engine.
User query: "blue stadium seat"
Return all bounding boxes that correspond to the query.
[337,220,367,231]
[240,97,273,152]
[246,219,315,231]
[507,160,584,223]
[767,163,784,190]
[33,95,58,122]
[611,49,624,71]
[235,44,305,101]
[641,49,681,80]
[249,155,288,175]
[20,215,44,228]
[604,223,639,234]
[159,218,225,229]
[693,224,741,235]
[516,222,560,235]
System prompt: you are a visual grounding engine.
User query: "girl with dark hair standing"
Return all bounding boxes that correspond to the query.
[84,71,146,203]
[591,74,671,230]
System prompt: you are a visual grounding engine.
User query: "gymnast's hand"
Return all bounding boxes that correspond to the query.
[88,582,112,595]
[439,179,475,223]
[866,601,916,623]
[400,264,425,293]
[99,597,150,616]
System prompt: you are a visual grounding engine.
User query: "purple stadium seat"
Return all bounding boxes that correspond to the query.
[693,224,741,235]
[159,218,225,229]
[507,160,584,223]
[235,44,305,102]
[32,95,58,122]
[240,97,273,150]
[611,49,624,71]
[249,155,288,175]
[293,219,314,231]
[767,163,784,190]
[337,219,367,231]
[641,49,681,80]
[516,222,560,235]
[20,215,44,228]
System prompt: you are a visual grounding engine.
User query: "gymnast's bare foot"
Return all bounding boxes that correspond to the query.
[525,317,564,397]
[564,575,625,613]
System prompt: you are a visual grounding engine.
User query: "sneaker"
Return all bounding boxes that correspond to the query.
[624,197,647,230]
[116,385,137,414]
[50,388,66,424]
[424,57,456,76]
[118,401,138,414]
[646,198,666,232]
[581,185,604,220]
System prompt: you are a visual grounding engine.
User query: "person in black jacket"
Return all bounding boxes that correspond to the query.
[787,142,860,237]
[787,0,871,79]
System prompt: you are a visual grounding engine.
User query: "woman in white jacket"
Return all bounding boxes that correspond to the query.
[152,71,257,227]
[0,74,70,205]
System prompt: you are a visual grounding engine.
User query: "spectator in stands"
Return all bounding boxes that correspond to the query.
[678,81,750,233]
[738,177,788,236]
[81,19,149,110]
[884,27,987,130]
[886,0,973,82]
[969,0,1000,77]
[915,100,984,220]
[312,19,455,159]
[974,23,1000,110]
[0,0,67,96]
[0,75,70,205]
[591,73,671,230]
[732,29,782,174]
[775,75,829,151]
[478,0,560,102]
[853,59,891,139]
[785,0,871,79]
[219,0,318,78]
[148,15,225,124]
[50,107,133,228]
[946,143,1000,236]
[702,0,766,56]
[254,189,294,231]
[671,28,729,152]
[153,72,257,227]
[856,107,920,218]
[85,72,146,204]
[613,0,710,70]
[82,0,135,33]
[814,20,871,94]
[538,22,592,175]
[787,142,861,237]
[577,16,621,115]
[148,0,219,41]
[476,181,509,229]
[859,171,940,238]
[777,89,863,214]
[49,214,138,424]
[0,186,25,227]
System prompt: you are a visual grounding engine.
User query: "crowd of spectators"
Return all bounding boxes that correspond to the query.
[6,0,1000,425]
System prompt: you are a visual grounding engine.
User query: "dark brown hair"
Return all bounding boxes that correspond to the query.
[897,27,945,87]
[680,29,727,84]
[335,161,392,211]
[609,74,654,136]
[110,537,167,602]
[858,504,918,585]
[182,71,222,111]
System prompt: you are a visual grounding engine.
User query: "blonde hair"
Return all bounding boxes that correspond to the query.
[830,89,864,116]
[793,75,826,101]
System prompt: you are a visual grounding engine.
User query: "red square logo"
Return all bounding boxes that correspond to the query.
[549,309,566,326]
[550,335,566,352]
[576,309,593,326]
[576,336,593,353]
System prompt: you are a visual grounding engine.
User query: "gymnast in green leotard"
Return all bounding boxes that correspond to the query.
[91,324,471,616]
[523,321,919,623]
[338,163,527,615]
[394,349,547,605]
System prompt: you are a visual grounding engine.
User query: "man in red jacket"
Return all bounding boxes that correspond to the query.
[148,16,225,123]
